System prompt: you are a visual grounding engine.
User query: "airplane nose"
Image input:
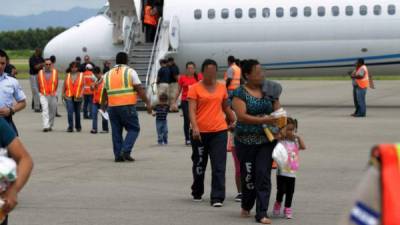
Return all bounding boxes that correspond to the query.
[43,15,122,72]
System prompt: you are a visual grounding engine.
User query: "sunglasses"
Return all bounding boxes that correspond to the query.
[45,64,52,66]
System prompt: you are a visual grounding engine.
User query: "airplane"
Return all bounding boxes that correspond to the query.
[44,0,400,98]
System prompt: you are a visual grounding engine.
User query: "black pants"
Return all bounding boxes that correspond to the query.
[236,141,275,220]
[276,175,296,208]
[144,24,156,42]
[191,131,227,203]
[181,101,190,142]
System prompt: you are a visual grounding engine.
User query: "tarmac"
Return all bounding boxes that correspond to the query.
[9,80,400,225]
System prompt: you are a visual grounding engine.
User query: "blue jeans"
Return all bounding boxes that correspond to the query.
[83,95,93,118]
[92,103,109,132]
[66,100,81,130]
[355,86,367,116]
[108,105,140,159]
[156,119,168,144]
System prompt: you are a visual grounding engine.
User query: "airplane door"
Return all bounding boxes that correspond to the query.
[169,15,180,50]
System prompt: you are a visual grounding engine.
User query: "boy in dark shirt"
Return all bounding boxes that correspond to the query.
[152,93,169,145]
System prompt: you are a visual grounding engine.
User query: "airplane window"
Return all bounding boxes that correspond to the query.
[235,8,243,18]
[332,6,340,16]
[221,8,229,19]
[374,5,382,15]
[360,5,368,16]
[388,5,396,15]
[194,9,202,20]
[249,8,257,18]
[276,7,284,18]
[262,8,270,18]
[346,6,354,16]
[304,7,312,17]
[318,7,326,17]
[290,7,298,17]
[208,9,216,19]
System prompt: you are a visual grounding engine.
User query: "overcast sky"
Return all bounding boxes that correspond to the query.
[1,0,107,16]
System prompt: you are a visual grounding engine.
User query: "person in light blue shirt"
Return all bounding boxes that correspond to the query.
[0,50,27,134]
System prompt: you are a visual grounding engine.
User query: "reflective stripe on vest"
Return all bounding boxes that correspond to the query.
[83,71,94,95]
[356,65,370,89]
[225,64,241,91]
[379,144,400,225]
[144,5,157,26]
[65,73,84,98]
[93,79,104,104]
[38,69,58,96]
[104,66,137,107]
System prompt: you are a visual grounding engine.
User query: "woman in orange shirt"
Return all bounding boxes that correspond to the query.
[187,59,236,207]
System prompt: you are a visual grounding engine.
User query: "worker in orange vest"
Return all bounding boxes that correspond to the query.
[82,64,95,119]
[224,56,242,101]
[350,59,370,117]
[100,52,152,162]
[342,143,400,225]
[62,62,84,133]
[143,3,158,42]
[37,58,58,132]
[90,66,108,134]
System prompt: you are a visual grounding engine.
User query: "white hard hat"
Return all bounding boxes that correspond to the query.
[86,64,93,70]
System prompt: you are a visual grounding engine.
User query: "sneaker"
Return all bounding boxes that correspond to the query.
[67,128,73,133]
[185,140,191,146]
[43,128,49,133]
[100,130,109,133]
[234,193,242,202]
[192,196,203,202]
[90,130,98,134]
[76,128,82,132]
[284,207,293,219]
[114,157,125,163]
[273,201,281,216]
[212,202,223,207]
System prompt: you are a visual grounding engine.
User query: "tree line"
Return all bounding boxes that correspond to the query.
[0,27,66,50]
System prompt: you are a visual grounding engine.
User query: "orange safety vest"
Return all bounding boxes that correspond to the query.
[93,78,104,104]
[379,144,400,225]
[144,5,157,26]
[224,64,242,91]
[355,65,370,89]
[83,70,94,95]
[103,66,137,107]
[64,73,84,99]
[38,69,58,96]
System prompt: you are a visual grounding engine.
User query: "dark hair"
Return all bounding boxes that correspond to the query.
[287,117,298,130]
[50,55,56,63]
[0,49,8,59]
[201,59,218,72]
[44,58,52,62]
[227,56,235,64]
[75,56,81,62]
[235,59,241,67]
[186,61,198,80]
[93,66,101,74]
[116,52,128,64]
[167,57,174,62]
[357,58,365,65]
[159,93,168,101]
[240,59,259,80]
[67,61,79,73]
[10,64,16,70]
[159,59,167,65]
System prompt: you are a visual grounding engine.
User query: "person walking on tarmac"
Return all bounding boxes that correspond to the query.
[350,59,371,118]
[224,56,242,100]
[62,62,84,133]
[0,50,27,135]
[37,58,59,132]
[82,64,95,119]
[143,2,158,43]
[101,52,152,163]
[188,59,236,207]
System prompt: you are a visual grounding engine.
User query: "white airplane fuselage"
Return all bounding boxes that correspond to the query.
[45,0,400,76]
